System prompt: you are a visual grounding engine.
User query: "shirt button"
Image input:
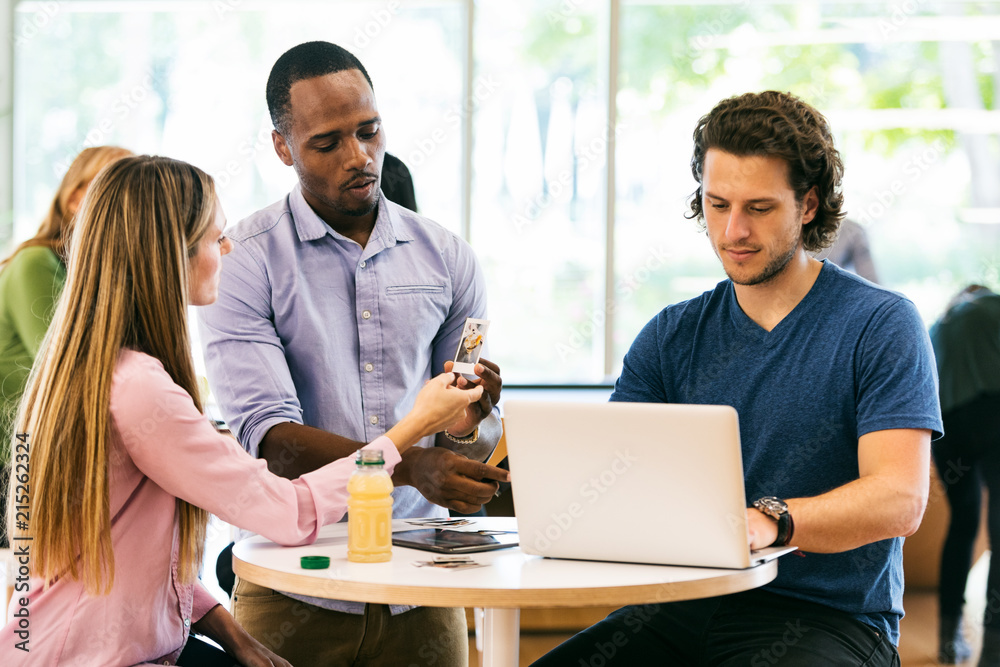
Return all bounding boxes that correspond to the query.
[365,363,374,372]
[370,415,379,425]
[362,310,372,320]
[184,618,190,627]
[360,260,366,268]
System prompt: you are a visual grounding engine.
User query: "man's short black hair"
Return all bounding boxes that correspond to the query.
[266,41,374,136]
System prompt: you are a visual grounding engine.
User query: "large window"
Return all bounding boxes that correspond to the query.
[471,0,611,382]
[9,0,1000,383]
[613,2,1000,367]
[12,0,465,232]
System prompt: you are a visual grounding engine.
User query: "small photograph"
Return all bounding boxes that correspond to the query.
[453,318,490,374]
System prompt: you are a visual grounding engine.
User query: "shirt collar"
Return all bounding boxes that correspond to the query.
[289,183,416,251]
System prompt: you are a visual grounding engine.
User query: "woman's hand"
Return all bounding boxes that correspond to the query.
[385,373,484,451]
[413,372,486,433]
[441,358,502,439]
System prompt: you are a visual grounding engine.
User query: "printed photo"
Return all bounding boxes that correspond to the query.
[453,318,490,374]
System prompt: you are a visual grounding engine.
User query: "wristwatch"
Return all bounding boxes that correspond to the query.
[753,496,794,547]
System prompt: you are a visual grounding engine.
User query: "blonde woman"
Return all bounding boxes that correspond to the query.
[1,156,482,666]
[0,147,132,547]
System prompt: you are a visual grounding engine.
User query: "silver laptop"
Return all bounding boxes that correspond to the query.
[503,400,795,569]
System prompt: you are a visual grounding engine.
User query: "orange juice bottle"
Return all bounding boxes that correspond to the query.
[347,449,394,563]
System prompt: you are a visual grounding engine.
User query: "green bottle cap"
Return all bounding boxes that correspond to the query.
[356,449,386,466]
[300,555,330,570]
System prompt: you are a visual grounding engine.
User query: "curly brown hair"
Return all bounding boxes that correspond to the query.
[687,91,845,252]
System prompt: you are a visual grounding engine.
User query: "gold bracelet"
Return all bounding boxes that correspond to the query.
[444,427,479,445]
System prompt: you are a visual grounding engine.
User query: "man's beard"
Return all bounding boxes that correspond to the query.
[723,239,797,286]
[337,189,381,218]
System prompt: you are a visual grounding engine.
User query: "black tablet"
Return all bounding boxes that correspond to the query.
[391,529,519,554]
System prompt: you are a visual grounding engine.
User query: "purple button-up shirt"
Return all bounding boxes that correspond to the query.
[198,185,488,613]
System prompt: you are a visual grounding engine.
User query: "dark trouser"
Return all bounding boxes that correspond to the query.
[531,589,899,666]
[232,577,467,667]
[933,392,1000,628]
[178,636,240,666]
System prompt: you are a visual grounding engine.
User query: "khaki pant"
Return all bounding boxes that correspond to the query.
[232,577,468,667]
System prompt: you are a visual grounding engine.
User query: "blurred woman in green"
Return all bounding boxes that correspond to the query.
[0,146,132,547]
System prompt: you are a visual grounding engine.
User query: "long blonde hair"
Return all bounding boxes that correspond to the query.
[1,146,133,267]
[9,156,215,594]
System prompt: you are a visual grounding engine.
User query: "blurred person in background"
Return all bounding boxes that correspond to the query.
[930,284,1000,666]
[0,145,132,548]
[809,217,880,284]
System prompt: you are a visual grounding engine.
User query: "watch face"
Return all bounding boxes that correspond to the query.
[755,497,787,518]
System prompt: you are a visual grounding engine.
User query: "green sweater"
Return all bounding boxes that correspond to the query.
[0,245,66,463]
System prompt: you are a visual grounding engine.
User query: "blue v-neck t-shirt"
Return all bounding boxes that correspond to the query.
[611,261,942,644]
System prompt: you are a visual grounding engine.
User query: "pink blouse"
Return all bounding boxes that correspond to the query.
[1,350,401,665]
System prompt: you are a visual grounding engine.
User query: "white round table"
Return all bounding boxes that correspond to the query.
[233,517,777,666]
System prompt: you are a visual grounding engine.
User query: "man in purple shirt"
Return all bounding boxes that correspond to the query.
[199,41,506,666]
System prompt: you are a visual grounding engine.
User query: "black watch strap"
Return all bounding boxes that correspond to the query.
[773,511,793,547]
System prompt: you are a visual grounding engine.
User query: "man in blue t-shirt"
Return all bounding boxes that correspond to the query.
[534,91,941,666]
